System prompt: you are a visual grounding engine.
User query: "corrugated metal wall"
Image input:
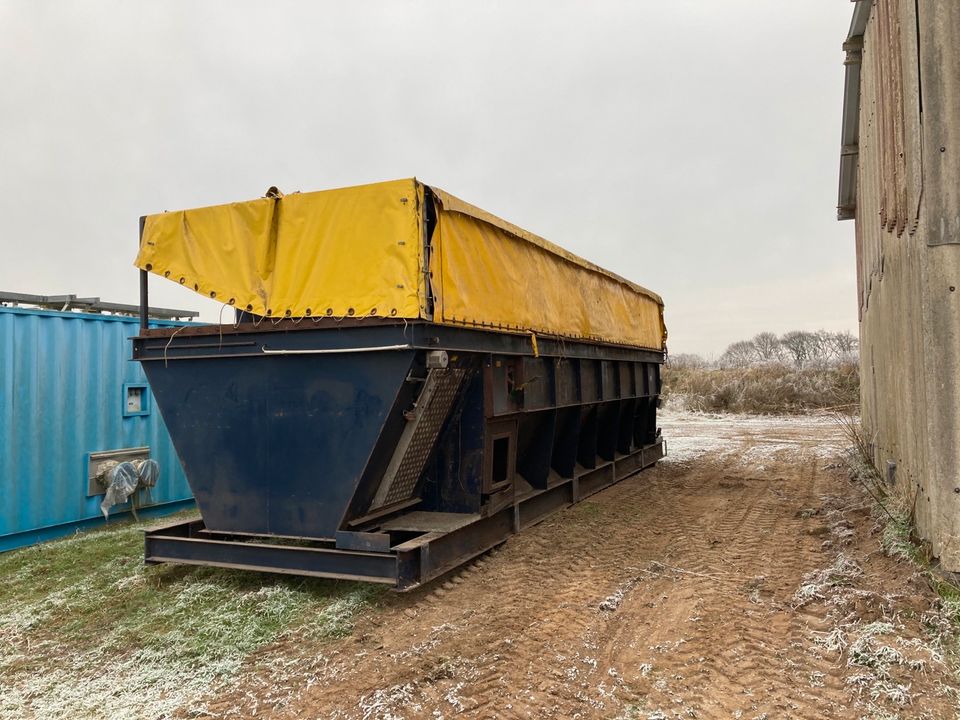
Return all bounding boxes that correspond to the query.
[0,307,194,550]
[855,1,960,568]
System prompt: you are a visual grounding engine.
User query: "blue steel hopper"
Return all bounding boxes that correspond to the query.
[137,321,664,589]
[135,180,666,589]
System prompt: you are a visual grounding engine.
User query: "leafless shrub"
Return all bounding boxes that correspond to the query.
[662,363,859,415]
[665,353,709,370]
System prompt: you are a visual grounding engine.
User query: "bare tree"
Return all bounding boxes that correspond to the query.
[679,330,858,371]
[809,330,836,367]
[752,332,782,364]
[719,340,757,368]
[831,330,859,363]
[780,331,816,369]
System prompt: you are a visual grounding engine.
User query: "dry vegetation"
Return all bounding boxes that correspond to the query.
[664,330,860,414]
[663,363,860,414]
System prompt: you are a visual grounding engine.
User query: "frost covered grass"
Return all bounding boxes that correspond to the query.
[791,417,960,717]
[658,409,846,466]
[797,553,949,715]
[0,512,385,719]
[662,363,859,415]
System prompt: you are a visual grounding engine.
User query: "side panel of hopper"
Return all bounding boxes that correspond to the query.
[142,350,416,538]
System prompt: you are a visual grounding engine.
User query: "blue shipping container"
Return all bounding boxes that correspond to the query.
[0,306,194,551]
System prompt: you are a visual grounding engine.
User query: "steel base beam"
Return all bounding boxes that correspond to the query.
[144,438,664,589]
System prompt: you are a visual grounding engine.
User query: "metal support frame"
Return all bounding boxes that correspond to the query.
[0,290,195,321]
[145,438,664,590]
[133,320,663,365]
[139,216,149,331]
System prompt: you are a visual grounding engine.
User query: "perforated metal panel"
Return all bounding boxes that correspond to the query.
[371,368,467,509]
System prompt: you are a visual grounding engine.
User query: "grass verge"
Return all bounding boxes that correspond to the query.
[836,412,960,663]
[780,412,960,717]
[0,512,385,719]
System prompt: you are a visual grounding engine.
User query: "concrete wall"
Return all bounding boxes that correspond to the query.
[854,1,960,567]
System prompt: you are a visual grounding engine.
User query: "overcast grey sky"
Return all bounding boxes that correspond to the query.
[0,1,855,357]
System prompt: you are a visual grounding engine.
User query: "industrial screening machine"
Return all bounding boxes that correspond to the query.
[134,179,667,589]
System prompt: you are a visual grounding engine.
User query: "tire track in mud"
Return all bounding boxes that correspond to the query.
[200,417,957,720]
[226,468,712,719]
[286,455,837,718]
[422,476,689,720]
[668,455,844,718]
[585,451,846,719]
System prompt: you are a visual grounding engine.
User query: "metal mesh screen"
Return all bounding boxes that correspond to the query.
[374,368,467,508]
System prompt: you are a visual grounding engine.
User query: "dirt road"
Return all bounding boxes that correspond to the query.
[205,412,957,720]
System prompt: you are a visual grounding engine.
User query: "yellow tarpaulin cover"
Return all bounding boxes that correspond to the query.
[135,178,666,350]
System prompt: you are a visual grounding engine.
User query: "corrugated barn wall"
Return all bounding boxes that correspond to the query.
[843,1,960,568]
[0,307,194,551]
